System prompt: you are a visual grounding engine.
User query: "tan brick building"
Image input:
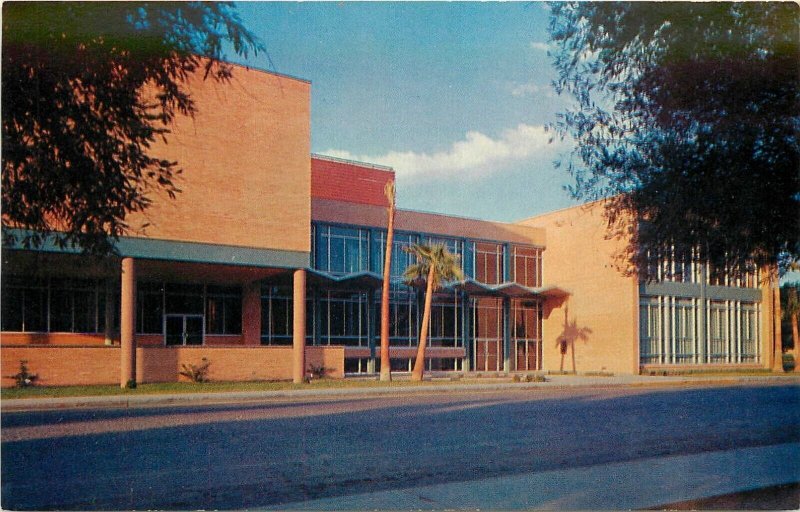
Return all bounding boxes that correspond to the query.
[1,64,782,386]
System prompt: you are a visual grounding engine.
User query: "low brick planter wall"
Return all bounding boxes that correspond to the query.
[1,345,345,387]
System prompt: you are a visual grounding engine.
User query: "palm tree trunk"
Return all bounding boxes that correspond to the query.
[772,272,783,372]
[792,312,799,372]
[379,195,395,382]
[411,265,435,381]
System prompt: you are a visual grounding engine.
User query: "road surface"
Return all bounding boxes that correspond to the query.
[2,383,799,510]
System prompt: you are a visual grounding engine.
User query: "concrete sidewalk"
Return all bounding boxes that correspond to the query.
[259,442,800,510]
[2,373,798,412]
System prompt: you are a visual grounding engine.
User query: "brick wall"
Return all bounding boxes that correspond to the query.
[311,156,394,207]
[1,346,120,386]
[126,64,311,254]
[518,201,640,374]
[1,345,345,387]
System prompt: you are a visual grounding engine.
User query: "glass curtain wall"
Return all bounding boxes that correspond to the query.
[2,276,106,333]
[639,295,760,364]
[472,242,504,284]
[472,297,503,371]
[513,299,542,371]
[318,290,369,346]
[513,246,542,288]
[315,225,369,275]
[644,247,760,287]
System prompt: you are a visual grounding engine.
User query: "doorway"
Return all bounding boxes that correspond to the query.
[165,314,204,346]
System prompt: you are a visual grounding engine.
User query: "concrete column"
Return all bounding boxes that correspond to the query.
[292,269,307,383]
[120,257,136,388]
[242,282,262,345]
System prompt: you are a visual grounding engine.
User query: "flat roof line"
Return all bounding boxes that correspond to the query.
[312,153,395,172]
[227,59,312,84]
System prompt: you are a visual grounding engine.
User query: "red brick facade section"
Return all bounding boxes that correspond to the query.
[312,198,546,246]
[311,156,394,207]
[1,346,345,387]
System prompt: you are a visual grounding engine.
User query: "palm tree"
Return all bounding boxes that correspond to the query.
[379,181,396,382]
[784,284,800,372]
[403,243,464,381]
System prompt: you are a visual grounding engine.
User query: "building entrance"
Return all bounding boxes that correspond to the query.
[165,314,204,346]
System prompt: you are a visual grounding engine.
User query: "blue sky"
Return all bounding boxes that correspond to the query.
[228,1,576,222]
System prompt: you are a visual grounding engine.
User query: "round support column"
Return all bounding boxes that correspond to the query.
[120,257,137,388]
[292,269,307,383]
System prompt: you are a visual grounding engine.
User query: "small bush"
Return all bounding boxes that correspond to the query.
[179,358,211,383]
[8,360,37,388]
[512,374,521,382]
[525,374,546,382]
[783,353,795,372]
[306,364,330,381]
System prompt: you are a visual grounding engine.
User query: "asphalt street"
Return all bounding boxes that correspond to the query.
[2,383,799,510]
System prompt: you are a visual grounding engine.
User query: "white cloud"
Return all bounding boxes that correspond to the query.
[529,41,550,52]
[510,81,555,98]
[323,124,563,181]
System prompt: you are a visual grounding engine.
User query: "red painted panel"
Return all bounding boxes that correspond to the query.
[311,156,394,207]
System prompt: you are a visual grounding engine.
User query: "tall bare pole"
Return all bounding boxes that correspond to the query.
[379,181,396,381]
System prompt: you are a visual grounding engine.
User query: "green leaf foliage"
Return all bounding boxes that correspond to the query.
[403,243,464,291]
[2,2,262,254]
[549,2,800,276]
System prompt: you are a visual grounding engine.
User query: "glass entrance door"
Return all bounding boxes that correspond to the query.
[165,314,204,346]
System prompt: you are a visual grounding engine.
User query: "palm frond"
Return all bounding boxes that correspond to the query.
[402,243,464,291]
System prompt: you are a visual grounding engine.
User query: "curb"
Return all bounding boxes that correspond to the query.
[2,375,799,412]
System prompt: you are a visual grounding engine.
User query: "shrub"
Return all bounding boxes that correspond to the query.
[179,358,211,383]
[783,353,795,372]
[512,374,521,382]
[306,364,330,381]
[8,360,37,388]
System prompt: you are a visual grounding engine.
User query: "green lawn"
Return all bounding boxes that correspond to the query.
[0,376,500,400]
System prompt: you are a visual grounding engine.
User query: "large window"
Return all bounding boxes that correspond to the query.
[513,246,542,288]
[377,290,418,346]
[315,225,369,275]
[639,297,663,364]
[673,299,696,362]
[427,292,462,347]
[473,242,504,284]
[137,282,164,334]
[425,236,461,261]
[206,285,242,335]
[708,301,728,362]
[136,282,242,337]
[472,297,503,371]
[513,299,542,371]
[644,247,759,288]
[261,286,293,345]
[372,231,417,283]
[2,276,105,333]
[639,296,760,365]
[319,291,369,346]
[740,305,758,362]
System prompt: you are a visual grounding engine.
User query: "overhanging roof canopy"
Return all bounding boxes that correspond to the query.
[305,269,384,290]
[264,269,383,290]
[447,279,571,300]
